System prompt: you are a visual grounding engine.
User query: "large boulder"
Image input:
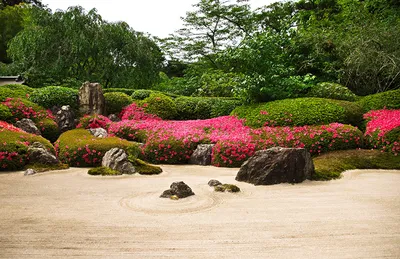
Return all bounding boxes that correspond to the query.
[54,105,77,133]
[88,128,108,138]
[236,147,314,185]
[160,181,195,199]
[101,148,135,174]
[28,142,59,165]
[79,82,105,115]
[15,118,41,135]
[189,144,214,165]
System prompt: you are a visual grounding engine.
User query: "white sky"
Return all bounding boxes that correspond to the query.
[41,0,277,38]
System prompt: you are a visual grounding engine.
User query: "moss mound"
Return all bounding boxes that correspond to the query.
[130,159,162,175]
[231,97,363,128]
[37,118,60,143]
[357,89,400,112]
[56,129,138,167]
[312,149,400,181]
[214,184,241,193]
[88,166,122,176]
[24,163,69,173]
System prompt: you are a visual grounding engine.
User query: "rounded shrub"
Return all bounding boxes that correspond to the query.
[0,122,55,171]
[131,89,154,100]
[0,104,12,121]
[231,97,364,128]
[357,89,400,112]
[0,84,34,101]
[1,98,53,122]
[29,86,79,111]
[37,118,60,143]
[104,92,133,115]
[307,82,357,101]
[55,129,139,167]
[142,93,177,120]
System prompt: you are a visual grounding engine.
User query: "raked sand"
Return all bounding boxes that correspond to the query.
[0,165,399,259]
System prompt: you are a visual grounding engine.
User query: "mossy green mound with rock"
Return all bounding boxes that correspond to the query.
[312,149,400,181]
[214,184,241,193]
[24,163,69,173]
[88,166,122,176]
[131,159,162,175]
[56,129,138,167]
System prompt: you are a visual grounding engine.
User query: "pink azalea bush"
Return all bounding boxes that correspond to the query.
[364,109,400,155]
[120,102,161,121]
[1,98,54,122]
[108,116,363,166]
[0,121,24,133]
[76,114,112,129]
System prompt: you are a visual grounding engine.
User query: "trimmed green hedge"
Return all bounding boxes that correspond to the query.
[104,92,133,115]
[357,89,400,112]
[103,88,136,96]
[131,89,179,100]
[231,97,364,128]
[29,86,79,111]
[0,129,55,171]
[174,96,242,120]
[55,129,139,167]
[0,84,34,101]
[307,82,357,101]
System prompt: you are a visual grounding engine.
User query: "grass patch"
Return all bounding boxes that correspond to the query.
[312,149,400,181]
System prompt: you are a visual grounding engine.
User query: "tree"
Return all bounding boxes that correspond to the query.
[0,0,43,8]
[8,6,164,88]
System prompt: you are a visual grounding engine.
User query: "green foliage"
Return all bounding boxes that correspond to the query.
[24,162,69,173]
[0,129,54,171]
[312,149,400,181]
[231,97,364,128]
[88,166,122,176]
[357,89,400,112]
[103,88,136,95]
[36,118,59,143]
[29,86,79,110]
[130,159,163,175]
[0,104,12,121]
[0,84,34,101]
[307,82,357,101]
[8,6,163,88]
[104,92,132,115]
[142,93,177,120]
[174,96,242,120]
[131,89,178,100]
[1,97,50,122]
[56,129,137,167]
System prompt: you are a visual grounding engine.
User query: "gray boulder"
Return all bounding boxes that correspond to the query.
[28,142,59,165]
[236,147,314,185]
[189,144,214,165]
[79,82,105,115]
[24,168,37,176]
[88,128,108,138]
[160,181,195,199]
[102,148,135,174]
[55,105,77,133]
[208,179,222,187]
[108,114,121,122]
[15,118,41,135]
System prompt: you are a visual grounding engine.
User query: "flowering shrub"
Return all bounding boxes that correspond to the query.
[120,102,161,121]
[364,109,400,155]
[55,129,138,167]
[76,114,112,129]
[0,121,55,171]
[1,98,54,122]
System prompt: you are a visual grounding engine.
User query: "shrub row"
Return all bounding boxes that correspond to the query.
[0,84,34,101]
[231,97,364,128]
[29,86,79,111]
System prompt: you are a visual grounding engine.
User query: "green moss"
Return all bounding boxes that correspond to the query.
[312,149,400,181]
[214,184,241,193]
[231,97,363,128]
[88,166,122,176]
[37,118,60,143]
[24,163,69,173]
[56,129,138,167]
[357,89,400,112]
[104,92,133,115]
[130,159,162,175]
[0,104,12,121]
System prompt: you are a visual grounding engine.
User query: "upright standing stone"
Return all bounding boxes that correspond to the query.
[236,147,314,185]
[79,82,105,115]
[55,105,77,133]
